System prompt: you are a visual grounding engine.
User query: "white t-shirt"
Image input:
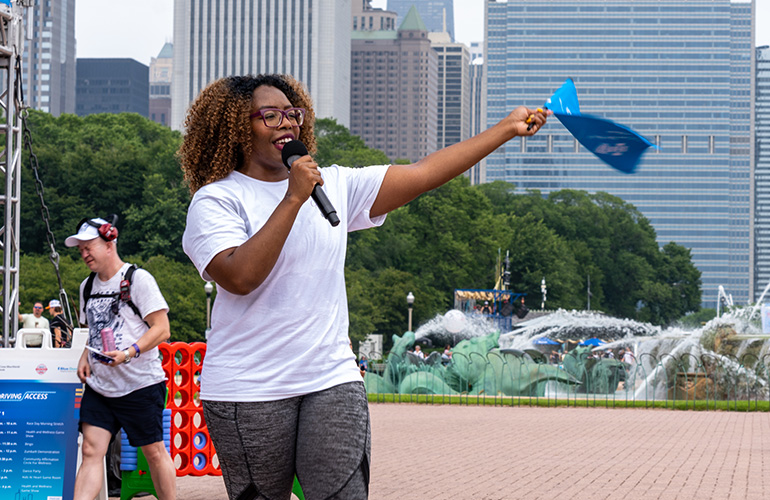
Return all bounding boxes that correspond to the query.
[183,165,389,402]
[21,314,49,330]
[79,263,169,398]
[20,314,49,346]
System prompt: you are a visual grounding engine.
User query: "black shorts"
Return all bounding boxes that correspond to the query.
[79,381,166,447]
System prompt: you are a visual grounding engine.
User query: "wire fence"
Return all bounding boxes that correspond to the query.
[361,349,770,411]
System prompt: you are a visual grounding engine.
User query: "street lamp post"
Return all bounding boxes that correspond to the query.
[540,277,547,311]
[406,292,415,332]
[503,251,511,290]
[204,281,214,335]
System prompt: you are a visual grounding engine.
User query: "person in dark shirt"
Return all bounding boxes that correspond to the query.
[47,299,72,348]
[500,298,514,317]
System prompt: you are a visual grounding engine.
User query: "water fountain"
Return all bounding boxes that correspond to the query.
[363,306,770,404]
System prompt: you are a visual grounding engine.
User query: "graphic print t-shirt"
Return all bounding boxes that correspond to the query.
[79,263,168,397]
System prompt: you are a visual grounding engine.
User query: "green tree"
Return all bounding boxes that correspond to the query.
[482,188,702,323]
[346,266,445,352]
[504,190,655,317]
[136,255,209,342]
[677,308,716,328]
[21,110,185,259]
[346,267,383,346]
[122,173,190,262]
[637,242,702,325]
[19,252,89,323]
[314,118,389,168]
[399,177,500,294]
[474,181,518,215]
[500,213,583,310]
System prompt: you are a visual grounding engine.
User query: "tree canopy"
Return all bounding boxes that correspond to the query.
[17,111,702,347]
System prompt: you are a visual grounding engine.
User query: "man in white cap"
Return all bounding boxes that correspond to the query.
[47,299,72,348]
[65,216,176,500]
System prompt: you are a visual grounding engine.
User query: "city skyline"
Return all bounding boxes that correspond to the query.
[75,0,770,66]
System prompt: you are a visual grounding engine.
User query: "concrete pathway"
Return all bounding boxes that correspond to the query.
[117,403,770,499]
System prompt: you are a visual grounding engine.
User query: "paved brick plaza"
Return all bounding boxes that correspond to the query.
[162,403,770,499]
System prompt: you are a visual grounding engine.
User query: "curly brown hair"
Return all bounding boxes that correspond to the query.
[179,74,317,194]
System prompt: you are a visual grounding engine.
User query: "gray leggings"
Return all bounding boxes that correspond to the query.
[202,382,371,500]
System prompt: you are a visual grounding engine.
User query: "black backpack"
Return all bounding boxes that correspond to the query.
[82,264,148,326]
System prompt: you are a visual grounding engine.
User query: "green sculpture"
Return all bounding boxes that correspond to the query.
[561,347,627,394]
[476,350,578,396]
[364,331,580,397]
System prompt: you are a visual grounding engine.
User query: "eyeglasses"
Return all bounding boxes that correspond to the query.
[33,306,43,310]
[249,108,305,128]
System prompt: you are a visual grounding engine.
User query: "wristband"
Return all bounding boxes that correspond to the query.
[132,343,141,358]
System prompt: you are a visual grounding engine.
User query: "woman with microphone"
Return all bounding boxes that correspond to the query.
[180,73,549,500]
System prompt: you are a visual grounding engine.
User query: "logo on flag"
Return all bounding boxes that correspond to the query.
[545,78,655,174]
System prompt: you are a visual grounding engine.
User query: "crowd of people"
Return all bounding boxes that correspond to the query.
[545,346,637,366]
[472,296,529,319]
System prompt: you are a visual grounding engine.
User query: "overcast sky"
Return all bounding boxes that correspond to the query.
[75,0,769,66]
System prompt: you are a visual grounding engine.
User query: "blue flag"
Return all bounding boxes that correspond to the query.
[545,78,655,174]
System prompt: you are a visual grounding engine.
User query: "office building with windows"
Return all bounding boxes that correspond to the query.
[755,45,770,299]
[388,0,454,40]
[469,42,485,185]
[75,59,149,117]
[469,41,484,63]
[350,5,438,162]
[485,0,755,307]
[150,43,173,127]
[428,31,471,151]
[352,0,397,31]
[22,0,75,115]
[171,0,351,130]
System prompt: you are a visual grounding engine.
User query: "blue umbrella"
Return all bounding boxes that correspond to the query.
[545,78,656,174]
[533,337,560,345]
[579,337,605,347]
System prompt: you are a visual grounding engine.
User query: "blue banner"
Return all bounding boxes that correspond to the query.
[546,78,655,174]
[0,380,81,500]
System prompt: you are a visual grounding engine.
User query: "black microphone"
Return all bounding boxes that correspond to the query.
[281,140,340,227]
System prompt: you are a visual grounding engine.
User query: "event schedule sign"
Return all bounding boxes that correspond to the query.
[0,380,81,499]
[0,328,88,500]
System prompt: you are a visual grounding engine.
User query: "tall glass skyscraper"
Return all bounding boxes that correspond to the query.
[485,0,755,307]
[755,46,770,299]
[469,43,485,185]
[171,0,352,130]
[388,0,454,40]
[23,0,75,116]
[429,32,471,151]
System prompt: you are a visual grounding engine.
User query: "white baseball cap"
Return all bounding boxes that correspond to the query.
[47,299,61,309]
[65,218,108,247]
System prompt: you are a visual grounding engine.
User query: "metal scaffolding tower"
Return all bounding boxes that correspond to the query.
[0,2,26,347]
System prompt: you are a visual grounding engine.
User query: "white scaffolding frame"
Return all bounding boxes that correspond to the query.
[0,2,26,347]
